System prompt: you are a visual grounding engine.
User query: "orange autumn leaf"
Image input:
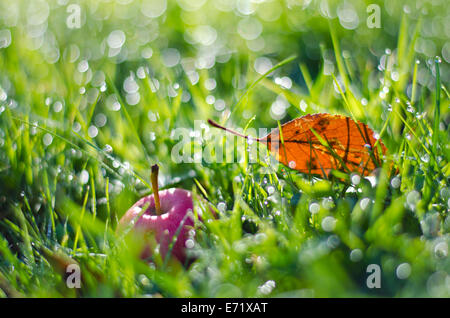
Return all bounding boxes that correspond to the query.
[208,113,387,177]
[259,113,386,177]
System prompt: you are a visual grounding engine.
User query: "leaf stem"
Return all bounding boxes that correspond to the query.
[207,119,260,141]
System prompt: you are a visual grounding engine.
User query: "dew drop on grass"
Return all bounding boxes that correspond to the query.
[351,173,360,186]
[440,187,450,199]
[103,144,113,153]
[350,249,363,262]
[359,197,371,210]
[185,239,195,249]
[136,66,146,79]
[107,30,126,49]
[88,125,98,138]
[205,95,215,105]
[267,186,275,195]
[79,170,89,184]
[214,99,226,111]
[217,202,226,213]
[390,176,401,189]
[204,78,216,91]
[112,160,120,169]
[406,190,421,209]
[288,161,296,169]
[322,197,334,210]
[396,263,411,280]
[254,57,272,75]
[139,274,151,287]
[426,271,448,297]
[258,280,276,295]
[434,241,448,258]
[94,113,107,127]
[299,99,308,112]
[309,202,320,214]
[321,216,336,232]
[421,153,430,163]
[53,101,63,113]
[327,235,340,249]
[43,133,53,146]
[77,60,89,73]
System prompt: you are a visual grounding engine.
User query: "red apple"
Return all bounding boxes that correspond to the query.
[118,165,195,263]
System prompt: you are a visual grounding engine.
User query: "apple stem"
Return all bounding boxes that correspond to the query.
[151,164,162,215]
[207,119,260,142]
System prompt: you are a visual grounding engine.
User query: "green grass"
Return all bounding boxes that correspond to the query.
[0,0,449,297]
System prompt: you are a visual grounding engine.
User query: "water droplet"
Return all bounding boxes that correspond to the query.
[321,216,336,232]
[258,280,276,295]
[217,202,226,213]
[421,153,430,163]
[351,173,361,185]
[359,197,371,210]
[396,263,411,280]
[43,133,53,146]
[88,125,98,138]
[161,48,180,67]
[214,99,226,111]
[206,95,215,105]
[350,249,363,262]
[406,190,420,209]
[77,60,89,73]
[79,170,89,184]
[107,30,126,49]
[309,202,320,214]
[103,144,113,153]
[185,239,195,249]
[390,176,401,189]
[299,99,308,112]
[434,241,448,258]
[204,78,217,91]
[53,101,63,113]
